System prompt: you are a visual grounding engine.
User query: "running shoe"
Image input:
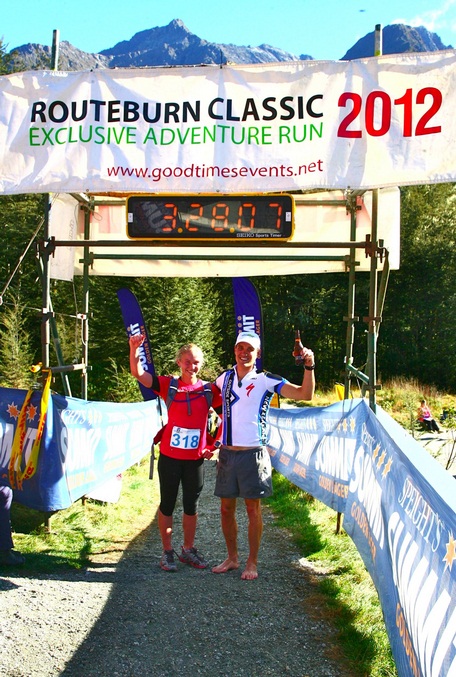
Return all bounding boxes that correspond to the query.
[178,546,209,569]
[160,549,178,572]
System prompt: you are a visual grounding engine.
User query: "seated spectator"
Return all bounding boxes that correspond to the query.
[417,400,440,433]
[0,485,26,566]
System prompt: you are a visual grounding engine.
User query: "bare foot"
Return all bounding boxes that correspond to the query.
[241,562,258,580]
[212,557,239,574]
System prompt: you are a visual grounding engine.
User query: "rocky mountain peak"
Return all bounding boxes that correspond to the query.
[7,20,454,72]
[342,23,452,60]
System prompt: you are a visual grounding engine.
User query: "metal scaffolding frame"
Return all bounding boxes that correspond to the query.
[38,189,389,412]
[37,24,391,412]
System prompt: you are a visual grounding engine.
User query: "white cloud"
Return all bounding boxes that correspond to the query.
[392,0,456,33]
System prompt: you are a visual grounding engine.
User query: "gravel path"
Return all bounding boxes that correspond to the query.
[0,462,355,677]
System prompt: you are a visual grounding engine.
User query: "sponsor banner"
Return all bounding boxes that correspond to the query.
[0,387,162,510]
[267,399,364,512]
[345,406,456,677]
[117,287,157,401]
[1,53,456,194]
[268,399,456,677]
[232,277,263,370]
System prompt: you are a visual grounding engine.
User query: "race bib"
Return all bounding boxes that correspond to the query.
[170,426,201,450]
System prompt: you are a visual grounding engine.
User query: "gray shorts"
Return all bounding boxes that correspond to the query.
[214,446,273,499]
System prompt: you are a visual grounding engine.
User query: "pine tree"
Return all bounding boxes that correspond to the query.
[0,297,35,389]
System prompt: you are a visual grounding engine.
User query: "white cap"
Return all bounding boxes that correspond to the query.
[235,331,261,350]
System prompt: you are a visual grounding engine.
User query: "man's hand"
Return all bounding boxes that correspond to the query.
[292,347,314,366]
[302,348,315,366]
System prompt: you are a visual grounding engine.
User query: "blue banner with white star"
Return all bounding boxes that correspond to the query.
[0,386,162,510]
[267,398,456,677]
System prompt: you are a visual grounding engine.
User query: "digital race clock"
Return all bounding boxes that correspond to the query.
[126,194,294,241]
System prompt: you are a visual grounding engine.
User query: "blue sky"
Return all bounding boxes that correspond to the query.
[2,0,456,61]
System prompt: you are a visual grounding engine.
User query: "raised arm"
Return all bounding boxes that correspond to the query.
[280,347,315,402]
[129,334,153,389]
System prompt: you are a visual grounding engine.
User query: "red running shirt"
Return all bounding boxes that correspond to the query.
[155,376,221,460]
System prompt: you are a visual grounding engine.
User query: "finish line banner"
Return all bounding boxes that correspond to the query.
[0,386,162,510]
[267,399,456,677]
[1,51,456,194]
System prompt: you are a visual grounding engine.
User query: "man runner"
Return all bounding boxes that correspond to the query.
[212,331,315,580]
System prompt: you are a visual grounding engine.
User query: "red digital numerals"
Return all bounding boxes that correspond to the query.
[162,201,283,233]
[338,87,442,138]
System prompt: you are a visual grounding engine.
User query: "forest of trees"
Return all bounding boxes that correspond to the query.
[1,40,456,399]
[1,183,456,400]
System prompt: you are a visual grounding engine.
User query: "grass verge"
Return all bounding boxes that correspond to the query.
[10,456,158,573]
[266,472,398,677]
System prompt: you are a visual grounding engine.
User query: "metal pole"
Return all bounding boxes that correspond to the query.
[40,198,51,370]
[40,32,60,374]
[367,189,379,412]
[51,30,60,70]
[374,24,383,57]
[81,202,92,399]
[344,193,359,398]
[365,23,383,413]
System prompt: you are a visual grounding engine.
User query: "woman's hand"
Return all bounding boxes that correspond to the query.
[129,333,145,349]
[202,448,215,460]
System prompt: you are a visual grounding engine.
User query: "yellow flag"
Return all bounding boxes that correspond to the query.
[334,383,345,401]
[9,370,52,490]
